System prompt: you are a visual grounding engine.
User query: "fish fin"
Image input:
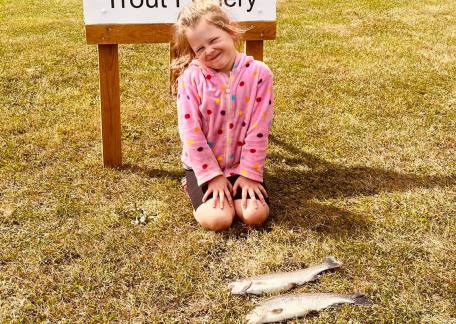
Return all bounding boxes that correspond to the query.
[323,256,343,269]
[350,293,372,305]
[270,308,283,314]
[309,274,320,282]
[283,282,298,292]
[327,303,344,309]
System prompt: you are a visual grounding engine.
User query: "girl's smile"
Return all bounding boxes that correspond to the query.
[186,18,238,72]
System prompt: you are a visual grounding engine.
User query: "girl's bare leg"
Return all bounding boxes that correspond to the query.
[234,200,269,225]
[193,197,235,231]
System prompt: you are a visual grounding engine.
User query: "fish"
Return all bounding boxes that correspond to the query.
[246,292,372,324]
[229,256,342,295]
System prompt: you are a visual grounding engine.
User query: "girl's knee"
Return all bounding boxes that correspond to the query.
[235,200,269,225]
[194,202,235,231]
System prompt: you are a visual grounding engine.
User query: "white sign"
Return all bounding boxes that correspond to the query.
[83,0,276,25]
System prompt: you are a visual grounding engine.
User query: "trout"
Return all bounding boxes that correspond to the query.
[229,256,342,295]
[246,293,372,324]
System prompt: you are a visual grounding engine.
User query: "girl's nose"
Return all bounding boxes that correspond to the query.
[205,46,216,58]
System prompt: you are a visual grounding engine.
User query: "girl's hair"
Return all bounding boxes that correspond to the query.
[171,0,249,87]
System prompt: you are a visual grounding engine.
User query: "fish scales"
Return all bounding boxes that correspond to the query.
[229,256,342,295]
[246,292,372,324]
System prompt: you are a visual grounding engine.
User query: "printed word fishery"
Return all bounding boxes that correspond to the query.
[110,0,257,12]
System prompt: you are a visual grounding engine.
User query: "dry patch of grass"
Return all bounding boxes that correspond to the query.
[1,0,456,322]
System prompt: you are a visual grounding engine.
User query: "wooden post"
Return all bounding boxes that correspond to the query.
[170,42,178,96]
[246,40,264,61]
[98,44,122,167]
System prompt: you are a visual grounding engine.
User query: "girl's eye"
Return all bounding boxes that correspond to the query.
[210,38,218,44]
[196,47,204,53]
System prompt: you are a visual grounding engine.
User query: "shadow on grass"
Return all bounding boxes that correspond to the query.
[268,134,455,199]
[254,134,456,238]
[119,135,455,239]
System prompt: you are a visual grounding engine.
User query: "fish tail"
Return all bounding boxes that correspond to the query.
[323,256,343,269]
[350,293,372,305]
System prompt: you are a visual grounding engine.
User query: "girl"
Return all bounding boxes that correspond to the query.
[172,0,274,231]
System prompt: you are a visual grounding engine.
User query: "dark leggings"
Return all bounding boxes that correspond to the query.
[184,169,270,210]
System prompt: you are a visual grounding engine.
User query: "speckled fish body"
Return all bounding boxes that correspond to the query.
[229,256,342,295]
[246,293,372,324]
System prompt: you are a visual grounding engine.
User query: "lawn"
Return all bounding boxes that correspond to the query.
[1,0,455,322]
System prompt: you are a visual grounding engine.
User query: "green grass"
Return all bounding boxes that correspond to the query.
[1,0,455,322]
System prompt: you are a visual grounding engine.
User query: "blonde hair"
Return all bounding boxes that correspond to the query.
[171,0,249,88]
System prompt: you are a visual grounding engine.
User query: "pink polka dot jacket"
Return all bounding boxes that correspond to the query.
[177,52,274,186]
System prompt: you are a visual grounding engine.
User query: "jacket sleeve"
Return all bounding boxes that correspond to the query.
[177,70,223,186]
[239,65,274,183]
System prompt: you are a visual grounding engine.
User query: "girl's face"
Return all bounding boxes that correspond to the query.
[186,18,238,73]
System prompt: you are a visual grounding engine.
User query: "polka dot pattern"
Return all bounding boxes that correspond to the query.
[178,55,273,184]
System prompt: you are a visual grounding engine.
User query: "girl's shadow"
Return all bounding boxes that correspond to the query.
[120,135,455,239]
[242,134,455,239]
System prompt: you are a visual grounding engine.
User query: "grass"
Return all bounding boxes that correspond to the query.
[1,0,455,322]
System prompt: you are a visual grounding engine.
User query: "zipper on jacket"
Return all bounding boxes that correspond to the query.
[225,72,232,170]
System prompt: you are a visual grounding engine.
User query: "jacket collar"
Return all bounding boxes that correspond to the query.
[189,52,253,79]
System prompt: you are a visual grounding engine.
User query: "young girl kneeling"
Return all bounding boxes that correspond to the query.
[172,0,274,231]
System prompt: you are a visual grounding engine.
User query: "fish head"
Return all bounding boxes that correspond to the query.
[246,308,265,324]
[228,280,252,295]
[246,306,283,324]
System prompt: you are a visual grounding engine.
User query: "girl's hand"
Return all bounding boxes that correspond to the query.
[202,175,233,209]
[232,176,268,209]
